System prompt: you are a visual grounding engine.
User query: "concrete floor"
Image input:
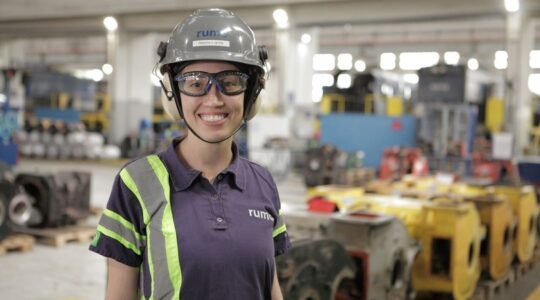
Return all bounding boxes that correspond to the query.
[0,159,539,300]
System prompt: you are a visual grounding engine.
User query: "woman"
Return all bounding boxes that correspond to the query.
[90,8,290,300]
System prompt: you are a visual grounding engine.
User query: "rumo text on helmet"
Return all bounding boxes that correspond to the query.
[196,30,227,38]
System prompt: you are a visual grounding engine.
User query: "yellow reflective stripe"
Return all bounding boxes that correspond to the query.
[103,208,146,243]
[147,155,182,299]
[273,209,287,237]
[120,167,154,300]
[273,224,287,237]
[120,168,150,224]
[97,225,141,255]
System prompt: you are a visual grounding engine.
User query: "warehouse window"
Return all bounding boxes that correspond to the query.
[399,52,439,70]
[529,74,540,96]
[313,54,335,71]
[380,52,396,70]
[444,51,460,65]
[531,50,540,69]
[336,74,352,89]
[337,53,353,70]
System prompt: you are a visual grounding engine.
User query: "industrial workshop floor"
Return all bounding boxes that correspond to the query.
[0,159,539,300]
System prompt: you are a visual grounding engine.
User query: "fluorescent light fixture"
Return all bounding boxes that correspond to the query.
[0,94,6,104]
[312,73,334,88]
[399,52,439,70]
[530,50,540,69]
[301,33,311,44]
[444,51,460,65]
[102,63,113,75]
[467,58,479,70]
[529,74,540,96]
[380,52,396,70]
[312,88,323,103]
[403,73,419,84]
[504,0,520,12]
[103,16,118,31]
[354,59,366,72]
[337,53,353,70]
[494,50,508,70]
[313,54,335,71]
[272,9,289,28]
[337,74,352,89]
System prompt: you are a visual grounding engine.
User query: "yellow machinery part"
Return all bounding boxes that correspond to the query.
[490,186,539,263]
[388,179,514,280]
[386,96,403,117]
[307,185,365,211]
[347,195,482,300]
[321,93,346,114]
[364,93,374,114]
[485,97,504,134]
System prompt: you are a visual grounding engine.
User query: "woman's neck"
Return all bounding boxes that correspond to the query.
[177,134,233,182]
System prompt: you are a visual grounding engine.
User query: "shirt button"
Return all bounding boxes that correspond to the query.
[217,174,223,181]
[217,217,223,223]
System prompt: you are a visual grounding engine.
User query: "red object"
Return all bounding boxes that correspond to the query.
[379,147,429,180]
[391,120,403,131]
[307,197,338,212]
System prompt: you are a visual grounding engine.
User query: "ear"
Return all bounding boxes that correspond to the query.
[161,73,183,121]
[245,96,260,120]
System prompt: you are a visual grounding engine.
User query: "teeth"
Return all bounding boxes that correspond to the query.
[200,114,225,122]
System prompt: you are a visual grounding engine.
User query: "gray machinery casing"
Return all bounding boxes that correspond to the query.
[284,209,419,300]
[329,212,420,300]
[15,171,91,227]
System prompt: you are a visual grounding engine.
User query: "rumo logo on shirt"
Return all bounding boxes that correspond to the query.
[248,209,275,222]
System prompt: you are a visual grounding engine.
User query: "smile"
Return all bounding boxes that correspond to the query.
[199,114,227,122]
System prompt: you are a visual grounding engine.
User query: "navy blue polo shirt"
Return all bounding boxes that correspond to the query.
[90,137,291,300]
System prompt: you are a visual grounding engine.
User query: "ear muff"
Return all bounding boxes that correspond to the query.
[245,96,260,120]
[160,73,182,121]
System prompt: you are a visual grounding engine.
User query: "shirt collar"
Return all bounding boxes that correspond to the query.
[162,136,245,191]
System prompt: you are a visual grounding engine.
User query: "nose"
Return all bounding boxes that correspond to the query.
[203,81,224,106]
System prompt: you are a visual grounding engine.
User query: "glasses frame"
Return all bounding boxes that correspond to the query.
[174,70,250,97]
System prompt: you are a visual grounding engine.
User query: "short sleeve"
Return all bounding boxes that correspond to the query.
[268,172,291,257]
[89,172,146,267]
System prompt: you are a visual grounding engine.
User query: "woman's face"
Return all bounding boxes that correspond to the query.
[178,61,245,143]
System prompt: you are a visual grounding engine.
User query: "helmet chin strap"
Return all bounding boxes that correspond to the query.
[182,117,246,144]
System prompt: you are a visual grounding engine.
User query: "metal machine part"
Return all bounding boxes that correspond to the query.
[490,186,539,263]
[276,238,355,300]
[386,178,515,281]
[304,144,348,187]
[347,194,483,300]
[15,171,91,227]
[329,211,419,300]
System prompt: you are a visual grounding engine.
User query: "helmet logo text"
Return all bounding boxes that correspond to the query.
[197,30,225,38]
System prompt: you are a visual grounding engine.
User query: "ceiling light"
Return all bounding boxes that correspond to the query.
[504,0,520,12]
[355,60,366,72]
[468,58,479,70]
[494,51,508,70]
[103,16,118,31]
[380,53,396,70]
[272,9,289,28]
[337,74,352,89]
[444,51,460,65]
[102,63,113,75]
[301,34,311,44]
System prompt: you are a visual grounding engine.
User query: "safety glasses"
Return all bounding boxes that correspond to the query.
[174,71,250,97]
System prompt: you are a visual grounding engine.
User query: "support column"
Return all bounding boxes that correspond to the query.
[506,11,536,155]
[110,33,161,143]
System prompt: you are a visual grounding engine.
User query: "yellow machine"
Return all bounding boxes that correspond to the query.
[489,186,539,263]
[386,96,403,117]
[307,186,482,300]
[381,178,515,280]
[348,195,482,300]
[320,93,346,114]
[485,96,505,134]
[80,92,111,133]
